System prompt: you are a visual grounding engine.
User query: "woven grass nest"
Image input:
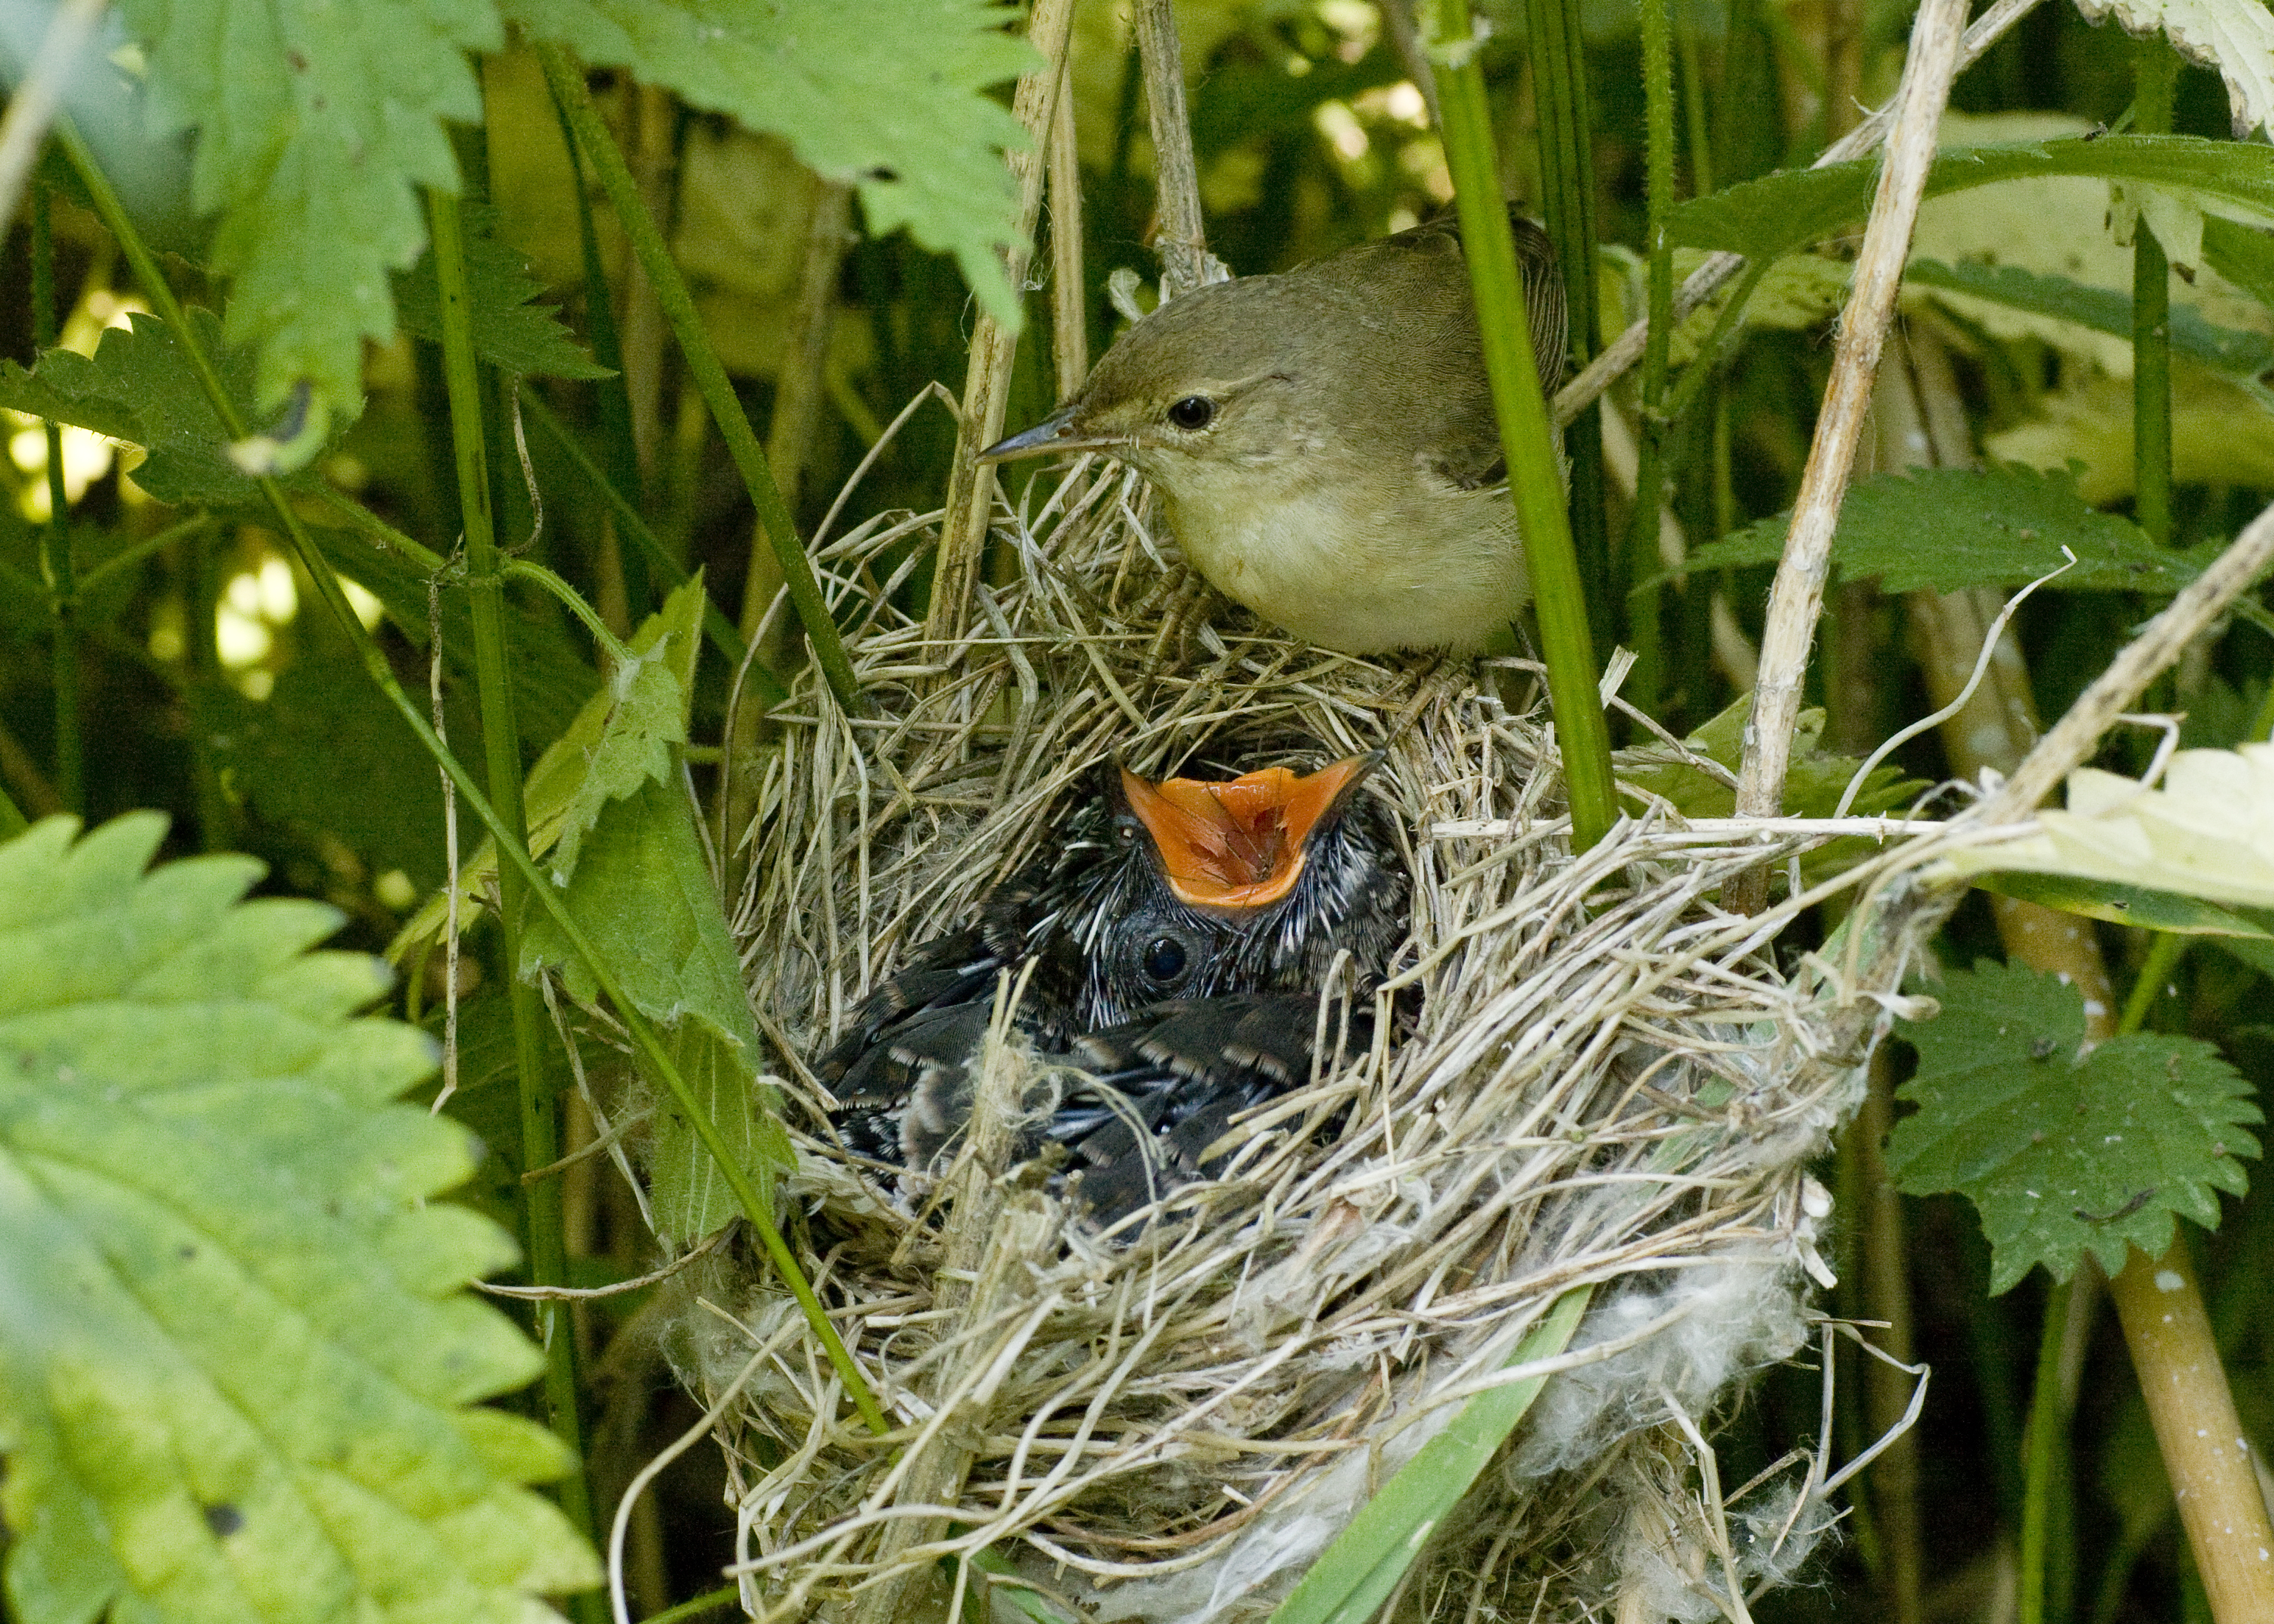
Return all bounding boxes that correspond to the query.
[680,461,1941,1623]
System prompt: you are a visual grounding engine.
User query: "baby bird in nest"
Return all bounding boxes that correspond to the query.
[820,753,1410,1224]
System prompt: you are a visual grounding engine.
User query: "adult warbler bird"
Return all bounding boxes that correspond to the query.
[821,753,1409,1224]
[980,213,1568,654]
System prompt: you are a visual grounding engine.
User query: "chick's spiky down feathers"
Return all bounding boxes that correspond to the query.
[817,754,1410,1223]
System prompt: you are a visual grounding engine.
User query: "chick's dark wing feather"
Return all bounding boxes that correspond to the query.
[1055,993,1361,1224]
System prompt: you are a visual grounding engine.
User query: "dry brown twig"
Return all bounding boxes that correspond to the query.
[1723,0,1971,915]
[1550,0,2046,430]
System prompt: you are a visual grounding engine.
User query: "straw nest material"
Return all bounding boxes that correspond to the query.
[683,460,1941,1623]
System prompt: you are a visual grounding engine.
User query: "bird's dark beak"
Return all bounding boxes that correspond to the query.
[1119,752,1384,914]
[978,405,1114,463]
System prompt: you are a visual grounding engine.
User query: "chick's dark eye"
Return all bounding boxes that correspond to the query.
[1166,395,1216,431]
[1142,935,1189,985]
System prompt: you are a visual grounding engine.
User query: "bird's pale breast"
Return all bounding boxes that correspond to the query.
[1163,459,1529,654]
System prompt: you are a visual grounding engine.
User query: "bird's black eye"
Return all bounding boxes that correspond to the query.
[1166,395,1216,431]
[1142,935,1189,985]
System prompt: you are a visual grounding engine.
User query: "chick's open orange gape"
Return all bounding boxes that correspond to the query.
[1119,755,1373,911]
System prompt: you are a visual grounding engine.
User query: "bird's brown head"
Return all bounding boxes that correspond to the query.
[1116,753,1379,914]
[979,278,1337,481]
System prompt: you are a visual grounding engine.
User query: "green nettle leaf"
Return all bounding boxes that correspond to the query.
[390,577,701,964]
[2070,0,2274,141]
[0,309,295,507]
[1887,961,2261,1293]
[119,0,501,420]
[502,0,1038,328]
[1681,465,2206,595]
[1906,257,2274,383]
[1937,744,2274,912]
[518,777,792,1245]
[2202,213,2274,307]
[395,201,612,381]
[1672,135,2274,261]
[0,814,599,1624]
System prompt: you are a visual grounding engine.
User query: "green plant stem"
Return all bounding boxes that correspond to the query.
[1630,0,1678,721]
[501,557,634,666]
[535,42,862,716]
[1521,0,1612,650]
[1429,0,1615,852]
[1663,262,1768,439]
[2119,929,2186,1035]
[2134,43,2177,549]
[641,1584,738,1624]
[52,113,890,1438]
[2018,1275,2073,1624]
[73,512,215,600]
[426,191,605,1604]
[515,384,761,679]
[31,186,81,816]
[1678,24,1712,199]
[0,786,26,839]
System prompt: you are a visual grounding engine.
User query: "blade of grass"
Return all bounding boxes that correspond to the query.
[2018,1275,2074,1624]
[1429,0,1615,852]
[58,112,890,1443]
[427,188,608,1617]
[535,42,862,716]
[1267,1286,1592,1623]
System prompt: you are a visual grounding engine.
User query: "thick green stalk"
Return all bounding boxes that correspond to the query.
[1630,0,1679,721]
[57,113,889,1440]
[535,43,863,716]
[2133,43,2177,548]
[1522,0,1612,651]
[31,186,81,815]
[426,191,605,1605]
[1430,0,1615,852]
[2018,1276,2073,1624]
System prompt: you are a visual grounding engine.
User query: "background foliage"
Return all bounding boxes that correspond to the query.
[0,0,2270,1620]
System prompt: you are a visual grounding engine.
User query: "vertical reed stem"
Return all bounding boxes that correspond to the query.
[1431,0,1614,851]
[1523,0,1613,649]
[426,190,604,1608]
